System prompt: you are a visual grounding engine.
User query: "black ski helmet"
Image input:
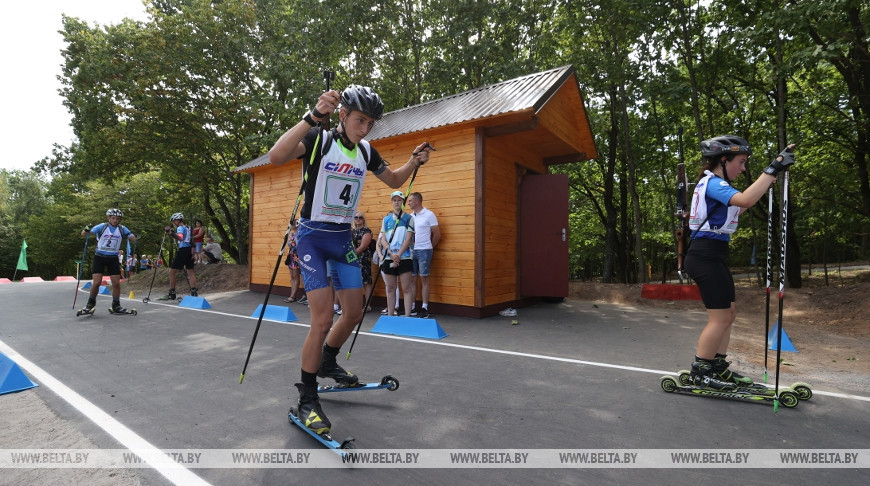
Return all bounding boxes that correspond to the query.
[340,85,384,120]
[700,135,752,158]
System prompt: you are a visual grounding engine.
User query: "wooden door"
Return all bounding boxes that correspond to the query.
[519,174,569,297]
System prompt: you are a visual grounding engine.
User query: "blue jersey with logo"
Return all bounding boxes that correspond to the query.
[381,211,415,259]
[689,171,741,242]
[175,225,192,248]
[91,223,133,257]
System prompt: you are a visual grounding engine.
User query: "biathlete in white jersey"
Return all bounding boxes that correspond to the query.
[268,84,434,435]
[79,208,137,314]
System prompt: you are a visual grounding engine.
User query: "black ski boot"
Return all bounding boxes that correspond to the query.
[294,383,331,435]
[158,289,177,301]
[691,359,738,391]
[190,287,198,297]
[713,354,754,385]
[318,345,360,386]
[109,301,137,315]
[76,298,97,317]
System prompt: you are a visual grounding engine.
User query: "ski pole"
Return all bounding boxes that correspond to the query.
[773,168,790,413]
[73,232,91,309]
[346,142,435,360]
[763,186,773,383]
[345,260,385,361]
[346,171,418,360]
[240,70,334,384]
[143,231,168,304]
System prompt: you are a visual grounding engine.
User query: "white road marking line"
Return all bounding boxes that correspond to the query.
[155,298,870,403]
[0,339,211,486]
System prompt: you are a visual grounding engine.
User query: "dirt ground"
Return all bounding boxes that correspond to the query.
[119,263,251,297]
[120,263,869,384]
[569,268,870,387]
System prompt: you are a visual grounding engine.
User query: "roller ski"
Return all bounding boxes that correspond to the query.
[76,304,97,317]
[288,383,355,453]
[673,369,812,401]
[157,290,177,301]
[661,361,801,408]
[319,375,399,393]
[108,303,137,316]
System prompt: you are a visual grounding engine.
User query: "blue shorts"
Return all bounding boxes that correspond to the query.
[412,248,433,276]
[296,219,362,291]
[194,242,203,252]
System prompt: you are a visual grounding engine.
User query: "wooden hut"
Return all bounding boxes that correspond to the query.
[236,65,597,317]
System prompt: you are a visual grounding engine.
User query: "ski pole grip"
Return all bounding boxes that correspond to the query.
[763,145,796,176]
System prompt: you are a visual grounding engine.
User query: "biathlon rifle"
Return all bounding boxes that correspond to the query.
[675,127,689,283]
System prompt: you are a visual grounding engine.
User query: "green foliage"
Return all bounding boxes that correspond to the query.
[6,0,869,285]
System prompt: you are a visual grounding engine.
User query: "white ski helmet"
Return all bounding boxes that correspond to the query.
[170,212,184,222]
[106,208,123,217]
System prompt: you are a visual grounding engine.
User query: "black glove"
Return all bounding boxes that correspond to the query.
[83,225,91,232]
[763,146,795,176]
[164,226,173,233]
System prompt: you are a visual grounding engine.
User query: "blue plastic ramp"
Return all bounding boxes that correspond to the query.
[768,321,798,353]
[0,352,39,395]
[251,304,297,322]
[179,296,212,309]
[371,316,448,340]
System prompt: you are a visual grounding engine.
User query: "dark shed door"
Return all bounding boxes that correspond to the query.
[519,174,569,298]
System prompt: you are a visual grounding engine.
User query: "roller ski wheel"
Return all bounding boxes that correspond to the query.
[790,382,813,401]
[660,374,799,409]
[777,390,800,409]
[677,370,692,386]
[318,375,399,393]
[288,407,355,453]
[108,307,137,316]
[76,307,96,317]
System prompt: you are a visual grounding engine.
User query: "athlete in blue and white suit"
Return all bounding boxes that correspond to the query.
[158,212,198,300]
[80,208,136,313]
[683,135,795,390]
[269,85,434,435]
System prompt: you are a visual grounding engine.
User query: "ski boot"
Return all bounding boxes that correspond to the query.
[690,360,738,391]
[190,287,198,297]
[158,290,177,301]
[293,383,331,435]
[713,354,754,385]
[318,345,360,387]
[76,299,97,317]
[108,302,137,315]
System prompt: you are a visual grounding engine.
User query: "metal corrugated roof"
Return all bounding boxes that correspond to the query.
[368,65,575,141]
[236,65,576,172]
[235,152,270,172]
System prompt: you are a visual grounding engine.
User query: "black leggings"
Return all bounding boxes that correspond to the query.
[684,238,735,310]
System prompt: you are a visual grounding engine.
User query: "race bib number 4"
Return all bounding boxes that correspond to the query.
[321,175,361,218]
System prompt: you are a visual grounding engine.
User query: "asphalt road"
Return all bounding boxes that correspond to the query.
[1,281,868,485]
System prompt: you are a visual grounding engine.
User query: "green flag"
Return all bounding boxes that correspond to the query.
[16,240,28,271]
